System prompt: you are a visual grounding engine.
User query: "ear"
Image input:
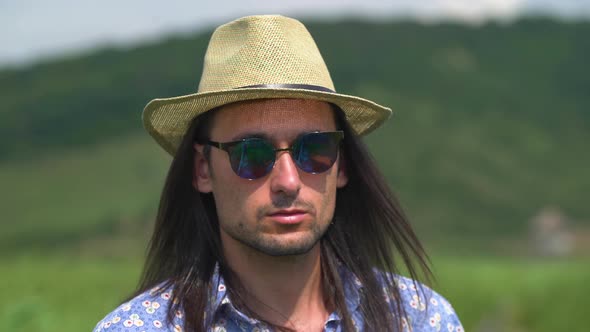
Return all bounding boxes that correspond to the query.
[193,143,213,193]
[336,155,348,188]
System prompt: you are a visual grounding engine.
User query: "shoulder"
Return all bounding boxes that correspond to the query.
[92,284,184,332]
[375,271,465,332]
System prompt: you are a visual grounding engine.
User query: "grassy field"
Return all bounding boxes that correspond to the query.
[432,257,589,332]
[0,255,139,332]
[1,255,587,332]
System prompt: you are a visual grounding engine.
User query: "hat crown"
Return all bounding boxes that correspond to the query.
[197,15,335,92]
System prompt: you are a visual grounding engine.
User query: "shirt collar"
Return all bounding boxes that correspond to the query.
[205,262,363,324]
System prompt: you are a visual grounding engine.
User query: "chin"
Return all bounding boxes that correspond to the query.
[258,244,317,257]
[249,234,321,257]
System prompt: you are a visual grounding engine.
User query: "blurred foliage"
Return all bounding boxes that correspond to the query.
[0,17,589,254]
[0,135,167,252]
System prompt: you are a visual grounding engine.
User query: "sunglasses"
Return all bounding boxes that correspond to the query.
[204,131,344,180]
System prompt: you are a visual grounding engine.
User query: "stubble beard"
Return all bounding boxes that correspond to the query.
[235,220,329,256]
[223,200,332,257]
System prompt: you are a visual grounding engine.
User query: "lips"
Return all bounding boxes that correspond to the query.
[267,209,308,224]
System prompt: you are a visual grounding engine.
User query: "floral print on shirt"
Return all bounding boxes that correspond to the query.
[93,268,463,332]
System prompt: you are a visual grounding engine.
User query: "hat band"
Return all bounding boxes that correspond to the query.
[236,83,335,93]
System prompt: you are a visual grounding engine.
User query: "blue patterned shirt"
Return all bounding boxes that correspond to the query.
[93,266,463,332]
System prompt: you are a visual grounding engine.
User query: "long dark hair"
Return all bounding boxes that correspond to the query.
[134,102,432,331]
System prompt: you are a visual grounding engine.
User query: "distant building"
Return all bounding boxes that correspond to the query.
[530,206,574,257]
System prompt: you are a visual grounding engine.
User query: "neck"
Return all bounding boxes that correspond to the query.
[221,237,329,330]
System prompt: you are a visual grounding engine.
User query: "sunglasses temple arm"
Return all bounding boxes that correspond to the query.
[206,140,227,151]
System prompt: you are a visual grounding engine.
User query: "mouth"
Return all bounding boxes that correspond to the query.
[267,209,309,225]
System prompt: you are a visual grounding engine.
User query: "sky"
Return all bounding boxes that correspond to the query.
[1,0,589,68]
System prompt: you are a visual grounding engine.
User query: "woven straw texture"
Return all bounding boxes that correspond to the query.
[143,15,392,155]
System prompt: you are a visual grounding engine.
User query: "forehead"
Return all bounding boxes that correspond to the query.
[210,99,336,140]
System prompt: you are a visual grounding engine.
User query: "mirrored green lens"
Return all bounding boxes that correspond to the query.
[229,139,275,179]
[293,132,342,173]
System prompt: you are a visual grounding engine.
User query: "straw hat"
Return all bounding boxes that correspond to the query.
[143,15,392,155]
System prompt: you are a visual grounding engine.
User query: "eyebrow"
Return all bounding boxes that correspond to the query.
[231,132,271,141]
[230,129,324,142]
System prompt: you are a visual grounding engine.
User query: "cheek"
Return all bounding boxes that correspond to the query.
[210,171,264,225]
[306,170,339,222]
[322,185,338,221]
[212,180,245,222]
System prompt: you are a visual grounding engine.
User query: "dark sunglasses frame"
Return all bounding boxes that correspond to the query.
[204,130,344,180]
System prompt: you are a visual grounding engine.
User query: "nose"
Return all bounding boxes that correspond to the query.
[269,150,302,196]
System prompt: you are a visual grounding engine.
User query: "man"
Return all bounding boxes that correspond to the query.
[94,15,463,332]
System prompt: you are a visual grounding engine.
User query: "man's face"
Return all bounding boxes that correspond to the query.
[194,99,348,257]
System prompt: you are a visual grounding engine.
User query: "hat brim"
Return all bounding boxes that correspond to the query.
[143,87,392,155]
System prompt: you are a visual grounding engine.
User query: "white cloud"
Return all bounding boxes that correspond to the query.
[411,0,526,22]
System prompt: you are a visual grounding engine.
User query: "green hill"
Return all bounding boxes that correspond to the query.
[1,17,588,254]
